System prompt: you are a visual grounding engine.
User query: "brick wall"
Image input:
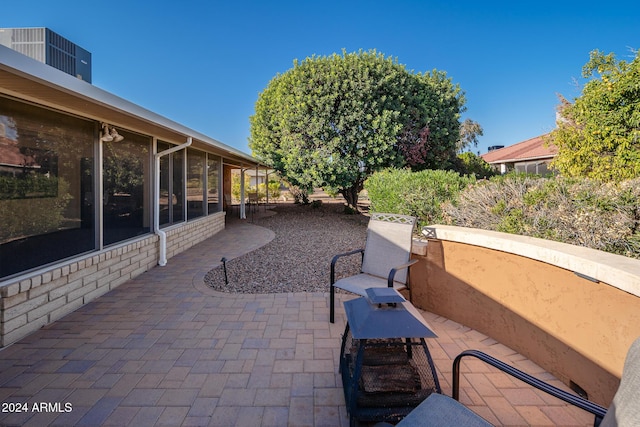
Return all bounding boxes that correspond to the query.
[0,212,225,347]
[165,212,226,259]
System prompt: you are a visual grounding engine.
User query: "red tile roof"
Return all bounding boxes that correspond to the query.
[481,135,557,164]
[0,136,36,168]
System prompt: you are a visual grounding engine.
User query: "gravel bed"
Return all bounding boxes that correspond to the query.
[204,202,369,293]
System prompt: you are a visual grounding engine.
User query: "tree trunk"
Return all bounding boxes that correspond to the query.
[340,181,363,212]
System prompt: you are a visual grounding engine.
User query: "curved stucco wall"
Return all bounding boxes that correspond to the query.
[410,225,640,406]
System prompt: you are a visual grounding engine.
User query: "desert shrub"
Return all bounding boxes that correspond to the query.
[289,185,310,205]
[364,168,475,228]
[255,180,282,201]
[267,180,281,200]
[455,151,497,179]
[231,173,251,201]
[442,175,640,258]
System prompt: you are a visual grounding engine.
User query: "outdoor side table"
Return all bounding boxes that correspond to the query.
[339,288,441,427]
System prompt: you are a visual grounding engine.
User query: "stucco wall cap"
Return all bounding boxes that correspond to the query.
[423,225,640,298]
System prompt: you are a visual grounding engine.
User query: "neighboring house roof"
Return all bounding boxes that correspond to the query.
[0,136,23,167]
[481,135,557,164]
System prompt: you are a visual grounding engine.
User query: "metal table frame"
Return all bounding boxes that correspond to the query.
[339,291,441,426]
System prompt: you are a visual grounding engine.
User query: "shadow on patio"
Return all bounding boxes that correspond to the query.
[0,218,595,426]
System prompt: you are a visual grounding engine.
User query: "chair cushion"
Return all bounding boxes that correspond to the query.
[332,273,406,296]
[600,336,640,427]
[361,217,414,284]
[396,393,493,426]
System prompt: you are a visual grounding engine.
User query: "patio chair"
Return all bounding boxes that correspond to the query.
[223,194,239,216]
[329,213,417,323]
[247,192,261,214]
[385,336,640,427]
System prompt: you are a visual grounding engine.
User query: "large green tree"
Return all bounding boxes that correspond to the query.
[249,50,466,209]
[550,49,640,181]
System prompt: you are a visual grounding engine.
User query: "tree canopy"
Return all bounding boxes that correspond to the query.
[550,49,640,181]
[249,50,466,208]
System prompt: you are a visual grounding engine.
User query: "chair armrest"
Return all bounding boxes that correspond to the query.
[453,349,607,424]
[330,249,364,285]
[387,259,419,287]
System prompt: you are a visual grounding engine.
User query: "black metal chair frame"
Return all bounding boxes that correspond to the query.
[329,249,417,323]
[223,194,240,217]
[453,350,608,426]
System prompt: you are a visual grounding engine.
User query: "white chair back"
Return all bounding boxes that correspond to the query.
[361,213,416,284]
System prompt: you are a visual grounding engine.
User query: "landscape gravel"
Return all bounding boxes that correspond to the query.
[204,202,369,293]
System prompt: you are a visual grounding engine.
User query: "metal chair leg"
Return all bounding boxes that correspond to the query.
[330,284,335,323]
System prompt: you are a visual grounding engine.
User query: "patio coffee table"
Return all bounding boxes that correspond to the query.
[339,288,441,427]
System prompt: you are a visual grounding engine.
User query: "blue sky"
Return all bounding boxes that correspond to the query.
[2,1,638,155]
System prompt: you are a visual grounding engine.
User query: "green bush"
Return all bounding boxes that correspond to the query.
[442,175,640,258]
[455,152,496,179]
[267,180,281,200]
[231,174,251,201]
[364,168,475,228]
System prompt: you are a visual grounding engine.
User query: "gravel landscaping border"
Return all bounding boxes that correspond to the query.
[204,202,370,293]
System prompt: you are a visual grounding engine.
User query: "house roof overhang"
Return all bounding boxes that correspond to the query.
[481,134,558,165]
[487,155,556,164]
[0,45,264,169]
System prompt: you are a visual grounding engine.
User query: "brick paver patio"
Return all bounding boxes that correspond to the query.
[0,217,596,426]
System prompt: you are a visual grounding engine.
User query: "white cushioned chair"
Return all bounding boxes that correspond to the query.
[329,213,417,323]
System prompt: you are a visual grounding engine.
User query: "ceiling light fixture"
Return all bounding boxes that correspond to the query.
[100,123,125,142]
[110,127,124,142]
[100,123,113,142]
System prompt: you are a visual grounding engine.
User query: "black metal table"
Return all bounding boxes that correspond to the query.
[339,288,441,427]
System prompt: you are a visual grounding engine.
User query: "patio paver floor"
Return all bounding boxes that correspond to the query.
[0,214,595,426]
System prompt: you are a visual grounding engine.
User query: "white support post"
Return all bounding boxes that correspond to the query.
[240,168,246,219]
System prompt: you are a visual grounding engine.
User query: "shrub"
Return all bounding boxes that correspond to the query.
[267,180,281,200]
[289,185,310,205]
[442,175,640,258]
[231,173,251,201]
[455,151,496,179]
[364,168,475,228]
